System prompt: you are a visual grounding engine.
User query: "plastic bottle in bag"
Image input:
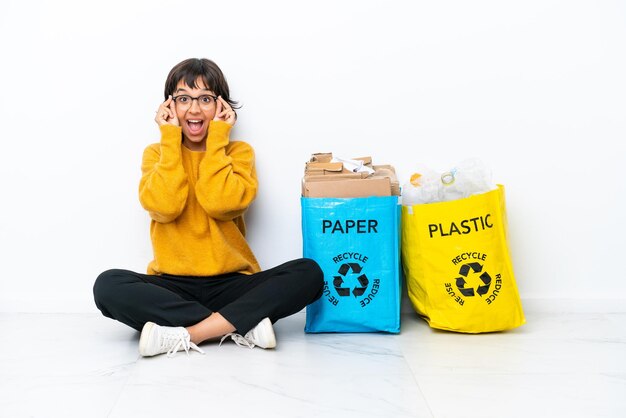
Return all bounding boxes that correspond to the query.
[440,158,496,202]
[402,158,496,205]
[401,166,441,205]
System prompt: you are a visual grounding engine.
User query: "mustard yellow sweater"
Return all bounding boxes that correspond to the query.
[139,121,261,276]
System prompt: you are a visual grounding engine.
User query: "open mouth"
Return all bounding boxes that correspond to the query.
[186,119,205,136]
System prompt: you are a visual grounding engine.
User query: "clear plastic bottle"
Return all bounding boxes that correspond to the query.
[440,158,496,202]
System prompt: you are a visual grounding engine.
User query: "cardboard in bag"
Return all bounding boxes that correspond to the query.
[302,152,400,198]
[301,151,402,333]
[303,177,392,198]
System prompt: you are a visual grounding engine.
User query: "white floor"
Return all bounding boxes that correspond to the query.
[1,300,625,418]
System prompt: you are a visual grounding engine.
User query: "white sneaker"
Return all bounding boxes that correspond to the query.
[220,317,276,349]
[139,322,205,357]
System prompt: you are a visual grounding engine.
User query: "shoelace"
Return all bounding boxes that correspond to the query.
[163,333,205,358]
[219,333,255,349]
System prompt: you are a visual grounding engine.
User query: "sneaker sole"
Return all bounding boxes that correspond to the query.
[138,321,156,356]
[259,318,276,349]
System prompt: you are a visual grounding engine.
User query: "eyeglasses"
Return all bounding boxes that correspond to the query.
[172,94,218,109]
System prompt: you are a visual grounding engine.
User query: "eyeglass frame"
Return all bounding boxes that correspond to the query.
[171,94,219,107]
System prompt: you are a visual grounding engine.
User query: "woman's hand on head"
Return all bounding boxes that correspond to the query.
[213,96,237,126]
[155,96,180,127]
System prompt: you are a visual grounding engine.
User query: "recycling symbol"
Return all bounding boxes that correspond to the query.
[455,262,492,297]
[333,263,369,297]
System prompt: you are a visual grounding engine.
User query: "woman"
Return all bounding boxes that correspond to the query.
[93,58,323,357]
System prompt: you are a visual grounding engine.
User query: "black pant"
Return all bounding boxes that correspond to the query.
[93,258,324,334]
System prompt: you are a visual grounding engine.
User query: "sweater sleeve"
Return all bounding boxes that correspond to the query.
[139,125,189,223]
[195,121,257,221]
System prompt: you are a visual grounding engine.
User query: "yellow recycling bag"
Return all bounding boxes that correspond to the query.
[401,185,525,333]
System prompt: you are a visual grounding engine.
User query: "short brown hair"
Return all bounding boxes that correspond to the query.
[164,58,239,109]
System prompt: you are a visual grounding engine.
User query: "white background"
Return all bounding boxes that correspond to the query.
[0,0,624,312]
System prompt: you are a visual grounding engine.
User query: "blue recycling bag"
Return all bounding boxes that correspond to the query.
[301,196,401,333]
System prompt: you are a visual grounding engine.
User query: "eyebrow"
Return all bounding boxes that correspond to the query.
[175,87,213,94]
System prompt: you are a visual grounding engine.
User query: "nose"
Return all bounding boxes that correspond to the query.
[188,98,202,112]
